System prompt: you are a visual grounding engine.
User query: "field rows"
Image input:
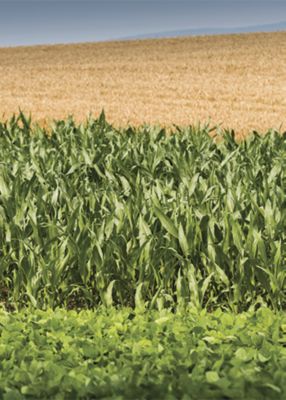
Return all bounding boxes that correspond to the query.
[1,113,286,398]
[0,113,286,311]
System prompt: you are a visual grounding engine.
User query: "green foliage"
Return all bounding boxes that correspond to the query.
[0,307,286,399]
[0,113,286,310]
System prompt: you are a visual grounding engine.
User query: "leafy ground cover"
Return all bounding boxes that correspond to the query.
[0,113,286,311]
[1,307,286,399]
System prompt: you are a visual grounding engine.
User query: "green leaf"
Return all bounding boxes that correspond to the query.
[206,371,220,383]
[235,348,249,362]
[178,223,189,256]
[189,173,200,196]
[154,206,178,238]
[104,280,116,307]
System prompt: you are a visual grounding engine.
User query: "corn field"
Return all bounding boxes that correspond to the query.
[0,112,286,311]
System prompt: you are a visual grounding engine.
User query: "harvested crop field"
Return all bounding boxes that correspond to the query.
[0,31,285,134]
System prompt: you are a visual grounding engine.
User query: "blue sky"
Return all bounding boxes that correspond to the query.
[0,1,285,47]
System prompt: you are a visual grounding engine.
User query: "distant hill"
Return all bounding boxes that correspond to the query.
[120,21,286,40]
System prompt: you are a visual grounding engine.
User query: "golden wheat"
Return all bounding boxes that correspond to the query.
[0,32,285,134]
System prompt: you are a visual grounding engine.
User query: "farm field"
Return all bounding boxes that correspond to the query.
[0,113,286,398]
[1,307,286,399]
[0,31,286,134]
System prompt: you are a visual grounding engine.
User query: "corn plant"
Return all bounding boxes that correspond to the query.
[0,112,286,311]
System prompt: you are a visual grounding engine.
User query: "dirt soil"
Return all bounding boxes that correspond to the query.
[0,31,286,135]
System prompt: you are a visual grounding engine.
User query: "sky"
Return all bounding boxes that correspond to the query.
[0,0,285,47]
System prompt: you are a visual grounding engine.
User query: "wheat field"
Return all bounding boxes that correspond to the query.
[0,31,285,134]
